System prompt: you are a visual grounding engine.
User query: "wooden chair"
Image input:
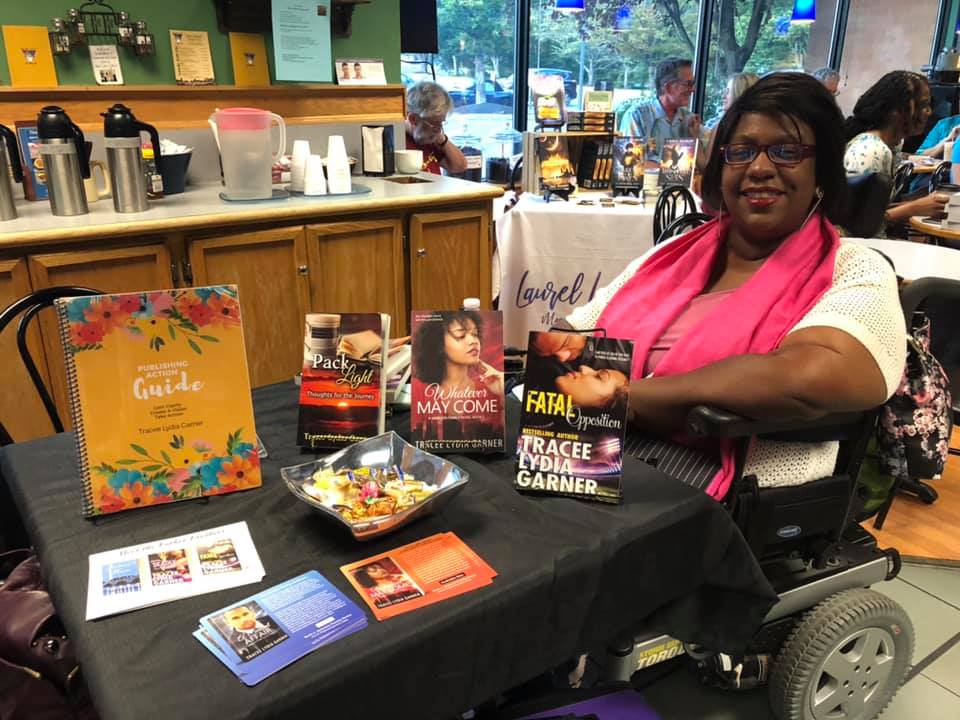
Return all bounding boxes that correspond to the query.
[0,286,101,446]
[652,185,697,245]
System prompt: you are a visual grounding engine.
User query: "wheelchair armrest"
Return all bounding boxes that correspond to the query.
[685,405,867,441]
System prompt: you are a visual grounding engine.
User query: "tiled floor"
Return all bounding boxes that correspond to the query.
[640,562,960,719]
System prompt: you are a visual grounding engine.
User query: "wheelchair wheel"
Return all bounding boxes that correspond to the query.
[769,588,913,720]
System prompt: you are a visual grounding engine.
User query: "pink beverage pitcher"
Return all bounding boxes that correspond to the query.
[209,107,286,200]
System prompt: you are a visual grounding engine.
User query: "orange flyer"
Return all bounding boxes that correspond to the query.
[341,533,496,621]
[55,286,260,517]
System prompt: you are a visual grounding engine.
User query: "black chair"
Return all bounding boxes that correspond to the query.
[652,185,697,244]
[833,172,893,238]
[892,161,914,201]
[655,211,713,245]
[0,286,101,446]
[929,161,953,193]
[0,287,101,551]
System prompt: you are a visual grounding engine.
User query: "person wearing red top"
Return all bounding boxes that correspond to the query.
[405,81,468,175]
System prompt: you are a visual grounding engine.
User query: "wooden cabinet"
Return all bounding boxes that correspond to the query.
[26,243,174,429]
[0,259,55,442]
[187,226,311,389]
[1,197,495,441]
[409,209,491,311]
[305,217,407,336]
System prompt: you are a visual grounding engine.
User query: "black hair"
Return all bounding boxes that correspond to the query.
[655,58,693,95]
[843,70,924,142]
[701,72,847,222]
[411,310,484,384]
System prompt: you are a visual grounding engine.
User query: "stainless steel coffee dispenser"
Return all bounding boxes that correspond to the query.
[36,106,90,217]
[0,123,24,221]
[102,104,161,213]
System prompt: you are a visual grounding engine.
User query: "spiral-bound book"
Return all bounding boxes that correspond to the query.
[55,286,261,517]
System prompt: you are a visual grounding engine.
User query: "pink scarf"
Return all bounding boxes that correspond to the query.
[597,212,840,500]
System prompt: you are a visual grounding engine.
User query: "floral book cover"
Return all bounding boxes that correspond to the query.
[54,286,261,518]
[297,313,390,450]
[515,331,634,504]
[410,310,505,454]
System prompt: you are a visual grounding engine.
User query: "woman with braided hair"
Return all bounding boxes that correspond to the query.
[843,71,948,225]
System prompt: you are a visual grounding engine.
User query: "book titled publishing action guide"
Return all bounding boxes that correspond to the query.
[55,286,261,517]
[516,331,633,503]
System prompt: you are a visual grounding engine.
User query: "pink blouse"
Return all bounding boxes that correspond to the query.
[643,289,735,376]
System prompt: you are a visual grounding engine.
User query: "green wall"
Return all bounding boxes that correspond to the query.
[0,0,400,85]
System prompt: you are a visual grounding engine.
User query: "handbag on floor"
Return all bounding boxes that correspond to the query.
[0,549,97,720]
[876,313,953,483]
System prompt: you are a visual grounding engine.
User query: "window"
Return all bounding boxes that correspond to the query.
[701,0,817,128]
[401,0,517,174]
[528,0,700,130]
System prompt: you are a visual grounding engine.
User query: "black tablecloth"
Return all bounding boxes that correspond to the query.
[0,382,775,720]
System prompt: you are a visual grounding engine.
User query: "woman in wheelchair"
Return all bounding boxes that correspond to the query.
[563,73,907,501]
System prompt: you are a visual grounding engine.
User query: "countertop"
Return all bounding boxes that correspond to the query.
[0,174,503,250]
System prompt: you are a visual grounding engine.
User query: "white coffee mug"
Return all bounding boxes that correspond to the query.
[84,161,111,203]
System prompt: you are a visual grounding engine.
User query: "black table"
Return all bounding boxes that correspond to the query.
[0,382,776,720]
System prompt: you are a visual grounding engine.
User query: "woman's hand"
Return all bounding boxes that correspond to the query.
[907,192,949,218]
[476,360,504,396]
[887,192,949,225]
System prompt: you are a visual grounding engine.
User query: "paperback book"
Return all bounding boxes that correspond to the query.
[515,331,633,504]
[54,286,260,517]
[410,309,505,453]
[611,137,645,193]
[537,134,576,190]
[297,313,391,450]
[658,138,697,188]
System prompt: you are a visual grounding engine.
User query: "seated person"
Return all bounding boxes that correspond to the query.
[812,67,841,96]
[915,113,960,160]
[843,71,948,226]
[562,72,906,501]
[404,81,469,175]
[618,57,705,163]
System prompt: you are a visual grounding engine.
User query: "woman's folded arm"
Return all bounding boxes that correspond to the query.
[627,326,889,435]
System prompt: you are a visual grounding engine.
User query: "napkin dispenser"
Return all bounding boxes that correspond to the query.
[361,125,395,176]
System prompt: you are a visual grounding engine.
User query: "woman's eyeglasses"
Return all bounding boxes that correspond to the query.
[721,143,816,166]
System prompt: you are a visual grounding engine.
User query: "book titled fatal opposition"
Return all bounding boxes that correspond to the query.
[516,331,633,503]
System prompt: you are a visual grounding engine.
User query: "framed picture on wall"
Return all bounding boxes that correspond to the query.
[335,58,387,86]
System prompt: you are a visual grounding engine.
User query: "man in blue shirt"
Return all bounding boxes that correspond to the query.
[618,58,704,162]
[917,114,960,160]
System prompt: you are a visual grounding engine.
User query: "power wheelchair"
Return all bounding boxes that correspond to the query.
[501,277,947,720]
[597,404,912,720]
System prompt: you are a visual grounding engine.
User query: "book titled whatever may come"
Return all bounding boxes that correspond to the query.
[410,309,505,453]
[55,286,261,517]
[516,331,633,503]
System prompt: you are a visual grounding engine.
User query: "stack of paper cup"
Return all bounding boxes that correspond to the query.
[943,191,960,229]
[303,154,327,196]
[945,141,955,164]
[290,140,311,193]
[326,135,352,195]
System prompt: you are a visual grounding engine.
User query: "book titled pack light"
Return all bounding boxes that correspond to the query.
[55,286,261,517]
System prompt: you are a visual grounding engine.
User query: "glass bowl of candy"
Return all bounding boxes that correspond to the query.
[281,431,470,539]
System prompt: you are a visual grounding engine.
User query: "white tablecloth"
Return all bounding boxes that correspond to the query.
[494,194,655,347]
[846,237,960,281]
